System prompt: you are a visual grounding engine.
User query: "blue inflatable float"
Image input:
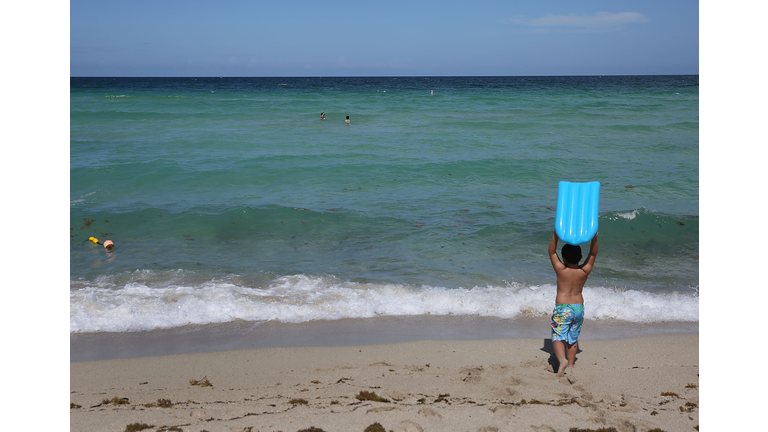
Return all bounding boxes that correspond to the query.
[555,181,600,245]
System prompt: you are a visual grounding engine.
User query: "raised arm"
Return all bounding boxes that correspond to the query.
[548,229,564,271]
[580,232,599,274]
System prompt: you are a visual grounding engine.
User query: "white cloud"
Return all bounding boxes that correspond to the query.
[508,12,648,29]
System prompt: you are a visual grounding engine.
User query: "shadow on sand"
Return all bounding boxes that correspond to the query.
[540,338,582,373]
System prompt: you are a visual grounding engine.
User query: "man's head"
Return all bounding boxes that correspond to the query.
[561,244,582,265]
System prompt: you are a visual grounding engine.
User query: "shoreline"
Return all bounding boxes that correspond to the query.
[71,315,698,362]
[71,334,699,432]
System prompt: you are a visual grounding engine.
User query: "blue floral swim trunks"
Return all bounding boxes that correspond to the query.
[551,303,584,345]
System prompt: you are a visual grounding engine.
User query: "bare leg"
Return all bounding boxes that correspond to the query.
[553,340,568,376]
[566,341,578,370]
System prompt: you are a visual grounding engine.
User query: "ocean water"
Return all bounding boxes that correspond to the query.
[70,76,699,333]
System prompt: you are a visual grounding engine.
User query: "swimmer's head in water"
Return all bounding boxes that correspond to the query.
[103,240,114,250]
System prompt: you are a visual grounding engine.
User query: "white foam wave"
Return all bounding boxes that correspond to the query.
[70,274,699,333]
[71,191,97,207]
[612,209,640,220]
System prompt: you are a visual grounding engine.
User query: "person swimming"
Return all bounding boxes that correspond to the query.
[320,112,325,120]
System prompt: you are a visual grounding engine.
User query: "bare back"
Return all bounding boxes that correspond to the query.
[548,231,598,304]
[553,266,589,304]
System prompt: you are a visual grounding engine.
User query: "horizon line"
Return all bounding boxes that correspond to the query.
[71,73,699,78]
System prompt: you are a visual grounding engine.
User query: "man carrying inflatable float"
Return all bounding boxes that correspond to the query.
[548,181,600,377]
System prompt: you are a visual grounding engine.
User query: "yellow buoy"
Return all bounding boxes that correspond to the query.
[90,237,99,243]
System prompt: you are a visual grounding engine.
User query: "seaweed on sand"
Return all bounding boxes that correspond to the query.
[679,402,697,412]
[364,423,387,432]
[144,399,174,408]
[568,428,618,432]
[355,391,389,403]
[124,423,154,432]
[101,397,130,406]
[189,377,213,387]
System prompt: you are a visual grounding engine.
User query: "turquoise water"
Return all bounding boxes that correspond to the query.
[70,76,698,332]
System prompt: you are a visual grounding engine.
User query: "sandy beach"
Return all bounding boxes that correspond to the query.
[70,333,698,432]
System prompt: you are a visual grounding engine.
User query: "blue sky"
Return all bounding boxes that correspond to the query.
[70,0,698,76]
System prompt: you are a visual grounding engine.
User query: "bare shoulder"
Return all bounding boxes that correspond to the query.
[559,266,589,282]
[579,260,596,275]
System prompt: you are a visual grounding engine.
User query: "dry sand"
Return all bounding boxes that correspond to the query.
[70,334,698,432]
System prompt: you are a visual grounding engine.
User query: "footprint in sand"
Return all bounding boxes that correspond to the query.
[489,405,514,417]
[460,366,484,383]
[367,406,398,414]
[400,420,423,432]
[418,407,442,420]
[522,359,549,369]
[502,376,525,386]
[459,366,484,375]
[488,387,519,401]
[388,390,408,401]
[369,361,395,367]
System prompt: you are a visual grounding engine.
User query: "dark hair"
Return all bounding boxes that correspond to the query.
[561,244,582,265]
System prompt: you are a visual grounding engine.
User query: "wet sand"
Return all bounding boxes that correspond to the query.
[70,315,698,362]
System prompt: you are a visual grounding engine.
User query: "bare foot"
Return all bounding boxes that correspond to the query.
[557,358,568,377]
